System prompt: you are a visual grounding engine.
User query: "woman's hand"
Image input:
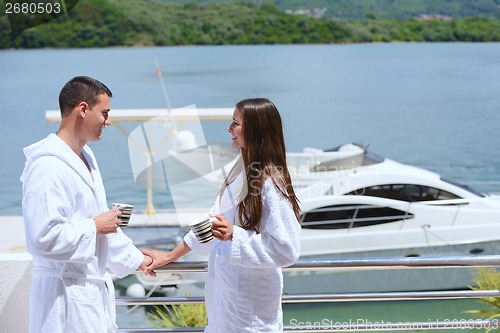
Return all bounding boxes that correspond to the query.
[141,241,192,276]
[141,249,172,276]
[211,214,233,241]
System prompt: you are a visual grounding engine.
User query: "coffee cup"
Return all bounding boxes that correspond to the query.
[113,203,134,228]
[189,216,216,243]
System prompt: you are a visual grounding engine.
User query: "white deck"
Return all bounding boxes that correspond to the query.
[45,108,234,123]
[0,209,204,254]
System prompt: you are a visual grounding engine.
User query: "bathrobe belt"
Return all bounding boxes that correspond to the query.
[32,266,109,282]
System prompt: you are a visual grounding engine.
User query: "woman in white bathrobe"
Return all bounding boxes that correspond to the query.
[144,98,302,332]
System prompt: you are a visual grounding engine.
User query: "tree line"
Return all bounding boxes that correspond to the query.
[272,0,500,19]
[2,0,500,49]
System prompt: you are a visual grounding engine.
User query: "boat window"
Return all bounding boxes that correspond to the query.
[346,184,462,202]
[301,204,414,229]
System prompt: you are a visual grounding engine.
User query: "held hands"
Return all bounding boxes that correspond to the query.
[211,214,233,241]
[141,249,173,276]
[93,207,121,234]
[138,254,157,277]
[141,241,192,276]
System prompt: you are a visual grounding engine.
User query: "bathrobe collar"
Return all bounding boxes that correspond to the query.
[21,133,97,195]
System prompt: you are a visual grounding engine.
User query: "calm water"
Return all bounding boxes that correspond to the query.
[1,43,500,217]
[2,43,499,331]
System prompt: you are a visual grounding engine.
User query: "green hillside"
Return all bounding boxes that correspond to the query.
[157,0,500,19]
[273,0,500,19]
[2,0,500,48]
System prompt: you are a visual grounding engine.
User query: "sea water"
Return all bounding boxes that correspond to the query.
[1,43,500,216]
[1,43,499,331]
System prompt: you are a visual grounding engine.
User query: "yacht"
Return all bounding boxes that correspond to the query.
[285,142,500,293]
[123,142,500,295]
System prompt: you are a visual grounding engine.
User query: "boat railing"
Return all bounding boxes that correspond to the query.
[116,255,500,332]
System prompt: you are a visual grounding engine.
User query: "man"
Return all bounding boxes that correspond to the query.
[20,76,153,332]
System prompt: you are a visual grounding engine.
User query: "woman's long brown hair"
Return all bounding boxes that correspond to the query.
[222,98,300,233]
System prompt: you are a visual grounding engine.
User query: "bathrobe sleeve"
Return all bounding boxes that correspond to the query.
[22,157,97,263]
[184,230,218,256]
[77,147,145,277]
[230,179,301,268]
[105,230,144,278]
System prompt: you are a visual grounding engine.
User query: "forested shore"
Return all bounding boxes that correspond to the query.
[2,0,500,49]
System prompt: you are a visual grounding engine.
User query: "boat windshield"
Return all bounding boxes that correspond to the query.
[311,151,384,172]
[440,178,485,197]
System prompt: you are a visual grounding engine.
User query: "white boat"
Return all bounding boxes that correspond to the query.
[124,142,500,295]
[292,142,500,259]
[284,142,500,293]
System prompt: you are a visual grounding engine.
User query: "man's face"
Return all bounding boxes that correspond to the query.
[83,93,111,142]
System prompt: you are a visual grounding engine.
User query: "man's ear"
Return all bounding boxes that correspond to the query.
[78,101,89,118]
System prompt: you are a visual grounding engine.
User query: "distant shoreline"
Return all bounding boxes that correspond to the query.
[4,40,500,51]
[3,1,500,49]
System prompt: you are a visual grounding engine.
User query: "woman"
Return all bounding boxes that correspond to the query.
[143,98,301,332]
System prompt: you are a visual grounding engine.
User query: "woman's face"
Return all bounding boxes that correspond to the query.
[228,109,244,148]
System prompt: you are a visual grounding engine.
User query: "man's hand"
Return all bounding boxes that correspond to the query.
[93,208,121,234]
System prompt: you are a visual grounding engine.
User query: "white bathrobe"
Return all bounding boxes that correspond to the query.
[20,133,144,333]
[184,174,301,332]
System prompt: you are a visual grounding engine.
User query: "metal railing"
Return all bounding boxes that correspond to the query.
[116,255,500,332]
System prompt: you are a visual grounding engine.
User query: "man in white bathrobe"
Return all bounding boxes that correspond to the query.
[20,76,153,333]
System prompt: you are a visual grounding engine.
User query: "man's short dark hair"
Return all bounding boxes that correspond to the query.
[59,76,113,117]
